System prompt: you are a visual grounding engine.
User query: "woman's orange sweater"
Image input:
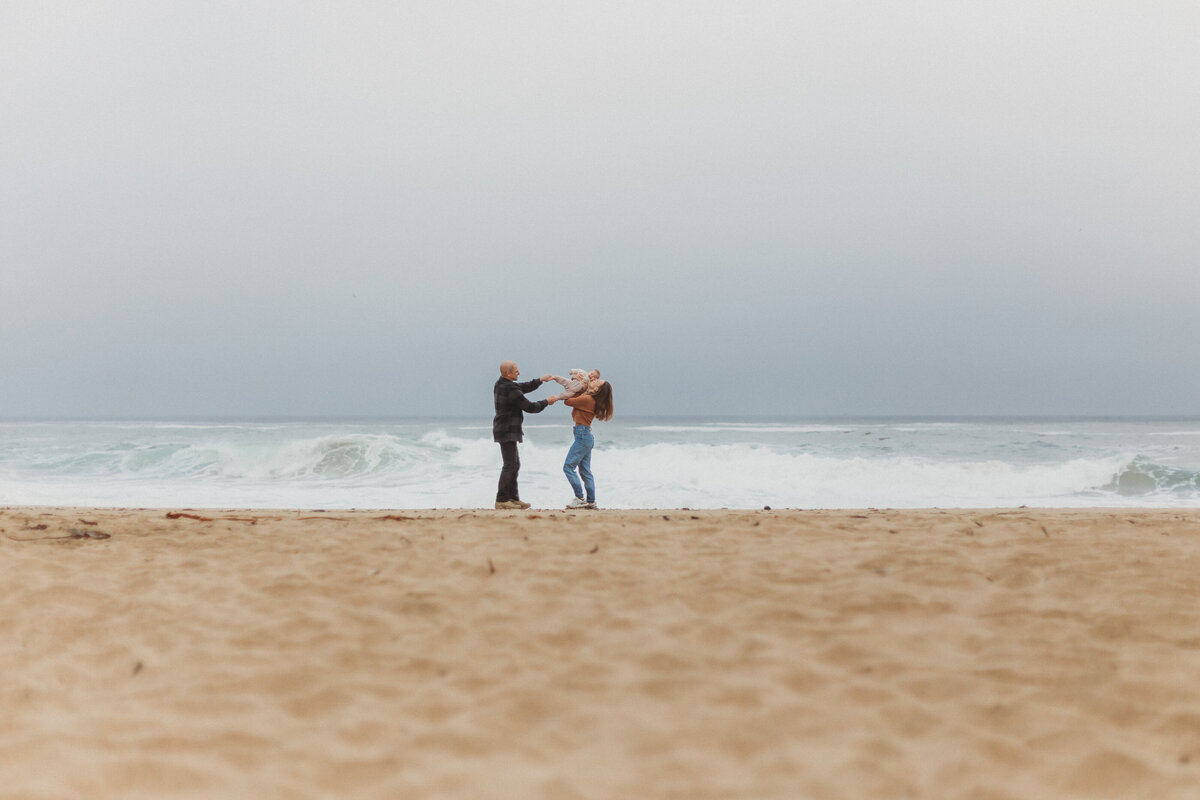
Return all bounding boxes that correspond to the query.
[564,394,595,427]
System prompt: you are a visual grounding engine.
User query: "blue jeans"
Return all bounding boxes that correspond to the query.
[563,425,595,503]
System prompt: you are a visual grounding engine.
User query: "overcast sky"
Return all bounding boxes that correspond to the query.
[3,2,1198,417]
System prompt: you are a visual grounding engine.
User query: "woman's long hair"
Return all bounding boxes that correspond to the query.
[592,381,614,422]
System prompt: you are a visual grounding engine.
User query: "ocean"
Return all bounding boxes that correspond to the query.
[1,417,1199,510]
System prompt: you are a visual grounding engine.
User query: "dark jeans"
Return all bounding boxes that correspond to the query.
[497,441,521,502]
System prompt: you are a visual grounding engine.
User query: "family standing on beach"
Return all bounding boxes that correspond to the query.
[492,360,613,510]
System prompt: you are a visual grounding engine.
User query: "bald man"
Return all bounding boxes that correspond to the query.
[493,360,558,509]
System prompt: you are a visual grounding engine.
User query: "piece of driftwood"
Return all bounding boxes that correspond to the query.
[5,528,111,542]
[165,512,259,524]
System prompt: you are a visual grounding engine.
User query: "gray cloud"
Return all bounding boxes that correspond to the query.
[3,2,1198,417]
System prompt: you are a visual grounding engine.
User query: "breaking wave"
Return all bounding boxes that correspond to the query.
[1105,456,1200,498]
[4,421,1197,509]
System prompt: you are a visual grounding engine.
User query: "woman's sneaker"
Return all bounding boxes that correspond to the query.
[566,497,589,509]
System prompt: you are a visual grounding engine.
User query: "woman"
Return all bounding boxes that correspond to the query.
[549,378,614,509]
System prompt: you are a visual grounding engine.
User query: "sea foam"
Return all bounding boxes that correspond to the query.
[2,418,1199,509]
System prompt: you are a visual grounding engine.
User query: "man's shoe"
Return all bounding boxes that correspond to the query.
[584,502,598,509]
[495,500,523,509]
[566,497,589,509]
[515,500,532,509]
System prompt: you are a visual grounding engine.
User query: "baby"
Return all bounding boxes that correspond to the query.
[550,368,600,398]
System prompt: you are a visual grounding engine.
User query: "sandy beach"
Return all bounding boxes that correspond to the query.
[3,506,1200,799]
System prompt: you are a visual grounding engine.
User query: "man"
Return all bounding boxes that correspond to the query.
[493,360,557,509]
